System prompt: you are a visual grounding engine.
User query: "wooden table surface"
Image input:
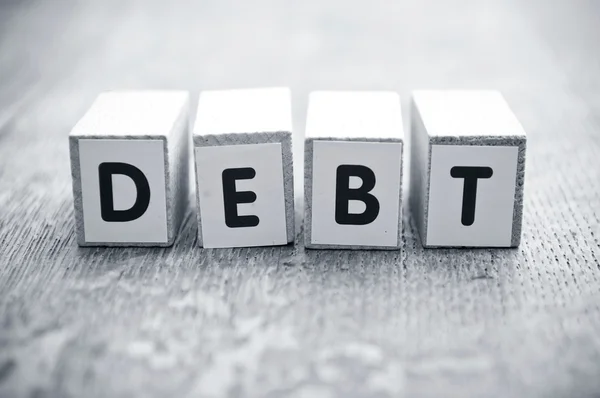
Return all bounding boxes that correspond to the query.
[1,0,599,397]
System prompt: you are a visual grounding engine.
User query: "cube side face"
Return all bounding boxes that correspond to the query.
[304,138,403,250]
[424,136,526,248]
[510,139,526,247]
[194,132,294,248]
[165,101,191,245]
[303,139,315,248]
[70,136,171,246]
[409,100,432,247]
[69,136,86,246]
[280,133,295,243]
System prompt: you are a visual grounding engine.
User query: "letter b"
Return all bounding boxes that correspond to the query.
[335,165,380,225]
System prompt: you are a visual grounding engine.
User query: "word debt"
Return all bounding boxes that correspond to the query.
[69,88,526,249]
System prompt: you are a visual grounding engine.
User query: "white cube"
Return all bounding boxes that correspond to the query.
[69,91,190,246]
[304,91,404,250]
[411,90,527,248]
[193,87,294,248]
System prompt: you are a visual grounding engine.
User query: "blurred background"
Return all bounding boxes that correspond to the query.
[1,0,600,397]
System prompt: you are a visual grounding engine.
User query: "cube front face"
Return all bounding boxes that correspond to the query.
[74,138,169,245]
[306,139,403,249]
[425,142,522,247]
[195,140,290,248]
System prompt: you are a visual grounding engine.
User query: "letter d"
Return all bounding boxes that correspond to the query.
[98,162,151,222]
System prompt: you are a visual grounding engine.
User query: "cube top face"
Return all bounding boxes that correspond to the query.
[412,90,525,138]
[305,91,404,250]
[411,90,526,248]
[194,87,292,137]
[70,91,190,138]
[306,91,404,141]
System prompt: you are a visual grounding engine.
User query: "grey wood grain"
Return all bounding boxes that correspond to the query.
[1,0,600,397]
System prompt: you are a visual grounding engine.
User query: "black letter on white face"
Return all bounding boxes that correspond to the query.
[98,162,151,222]
[450,166,493,226]
[222,167,260,228]
[335,165,380,225]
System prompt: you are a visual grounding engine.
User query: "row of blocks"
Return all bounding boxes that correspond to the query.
[69,88,526,249]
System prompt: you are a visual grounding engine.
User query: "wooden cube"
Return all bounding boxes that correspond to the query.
[193,87,294,248]
[304,91,404,250]
[410,90,526,248]
[69,91,190,246]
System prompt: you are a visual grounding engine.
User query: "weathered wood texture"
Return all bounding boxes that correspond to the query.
[1,1,599,397]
